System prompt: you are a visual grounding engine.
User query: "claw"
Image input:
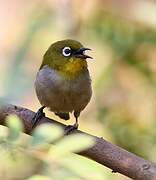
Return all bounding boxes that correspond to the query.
[65,123,78,135]
[32,106,45,128]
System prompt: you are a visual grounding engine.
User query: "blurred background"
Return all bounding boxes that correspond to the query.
[1,0,156,179]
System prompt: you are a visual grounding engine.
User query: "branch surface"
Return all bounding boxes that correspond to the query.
[0,104,156,180]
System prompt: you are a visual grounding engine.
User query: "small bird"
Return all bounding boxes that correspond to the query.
[32,39,92,132]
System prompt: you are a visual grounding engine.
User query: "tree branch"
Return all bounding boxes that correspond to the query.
[0,104,156,180]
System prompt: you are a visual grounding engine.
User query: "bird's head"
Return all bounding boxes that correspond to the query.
[41,39,92,79]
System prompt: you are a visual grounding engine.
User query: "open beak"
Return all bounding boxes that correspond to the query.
[73,47,93,59]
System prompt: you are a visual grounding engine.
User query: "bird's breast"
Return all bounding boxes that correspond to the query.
[58,58,88,80]
[35,65,92,112]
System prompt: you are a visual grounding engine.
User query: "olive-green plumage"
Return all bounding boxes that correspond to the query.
[33,39,92,130]
[41,40,84,69]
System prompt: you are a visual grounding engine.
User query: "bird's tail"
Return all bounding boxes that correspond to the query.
[55,112,70,120]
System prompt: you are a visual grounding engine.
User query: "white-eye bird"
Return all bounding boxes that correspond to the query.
[33,39,92,132]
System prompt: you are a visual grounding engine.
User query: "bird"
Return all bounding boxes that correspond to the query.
[32,39,92,133]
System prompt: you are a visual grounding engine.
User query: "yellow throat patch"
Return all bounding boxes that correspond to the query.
[59,58,87,79]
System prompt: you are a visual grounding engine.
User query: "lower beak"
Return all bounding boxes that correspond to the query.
[73,47,93,59]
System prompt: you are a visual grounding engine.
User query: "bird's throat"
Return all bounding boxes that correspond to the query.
[59,58,87,80]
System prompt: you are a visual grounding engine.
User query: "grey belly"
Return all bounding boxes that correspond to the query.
[35,65,92,113]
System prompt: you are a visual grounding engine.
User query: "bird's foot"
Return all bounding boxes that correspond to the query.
[32,106,45,129]
[65,123,78,135]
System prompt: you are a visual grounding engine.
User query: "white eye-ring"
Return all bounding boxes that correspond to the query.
[62,47,71,57]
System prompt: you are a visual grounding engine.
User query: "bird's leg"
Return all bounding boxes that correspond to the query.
[73,111,80,129]
[65,111,80,135]
[32,106,46,129]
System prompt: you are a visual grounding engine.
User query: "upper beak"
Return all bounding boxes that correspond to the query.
[73,47,93,59]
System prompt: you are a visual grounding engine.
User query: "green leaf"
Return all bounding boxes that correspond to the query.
[6,114,23,141]
[27,175,51,180]
[0,125,8,139]
[31,124,63,147]
[60,154,106,180]
[49,133,95,156]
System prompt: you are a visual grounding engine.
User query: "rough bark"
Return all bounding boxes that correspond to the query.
[0,104,156,180]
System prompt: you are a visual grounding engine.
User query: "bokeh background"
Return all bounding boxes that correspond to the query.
[1,0,156,179]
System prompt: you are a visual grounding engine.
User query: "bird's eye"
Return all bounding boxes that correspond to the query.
[62,47,71,57]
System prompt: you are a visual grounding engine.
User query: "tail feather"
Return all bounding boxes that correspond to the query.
[55,112,70,120]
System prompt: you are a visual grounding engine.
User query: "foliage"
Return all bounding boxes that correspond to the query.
[91,14,156,159]
[0,115,111,180]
